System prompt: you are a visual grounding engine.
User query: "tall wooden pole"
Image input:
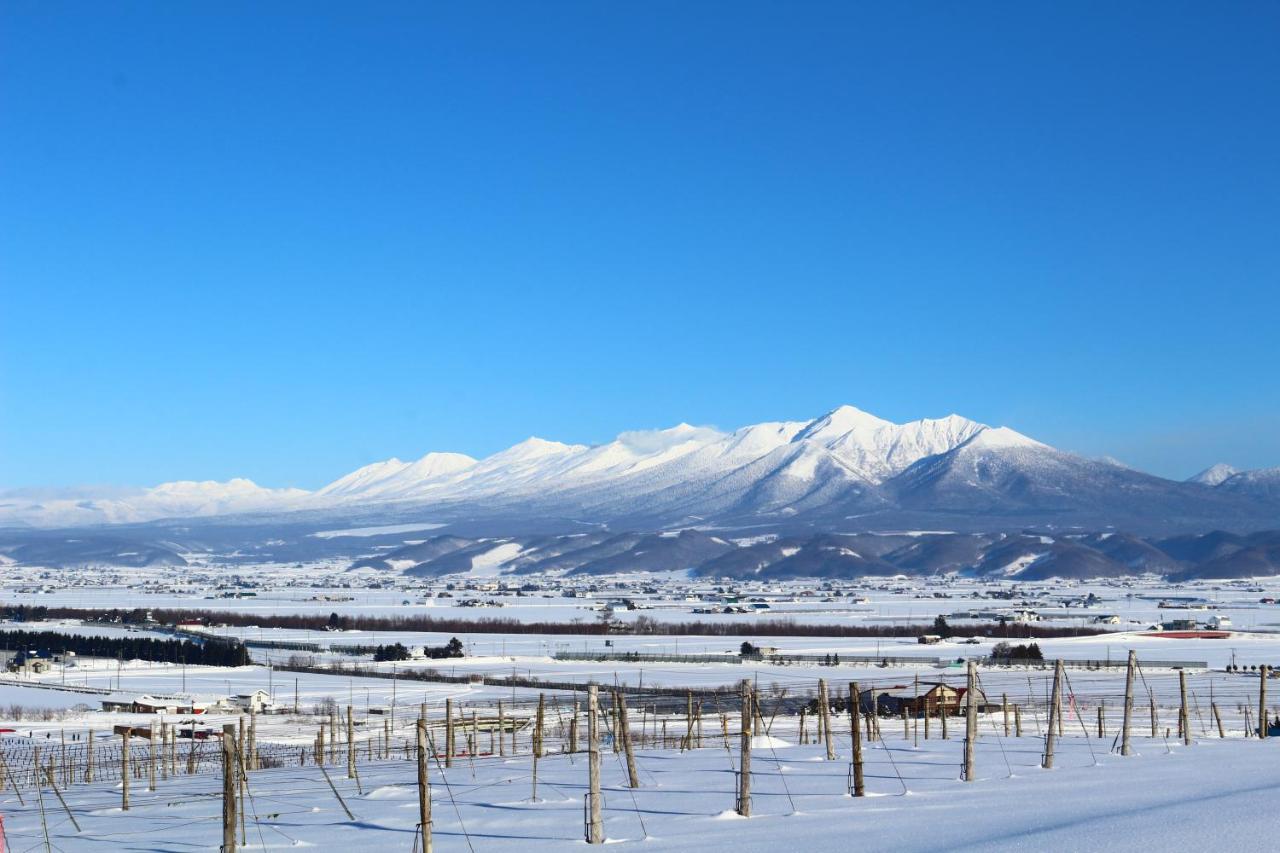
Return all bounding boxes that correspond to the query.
[617,691,639,788]
[1043,659,1063,769]
[221,724,237,853]
[445,698,455,767]
[121,729,131,811]
[818,679,835,760]
[848,682,864,797]
[347,706,356,778]
[1259,665,1269,739]
[1179,670,1192,746]
[737,681,752,817]
[964,661,977,782]
[1121,650,1136,756]
[586,685,604,843]
[416,720,432,853]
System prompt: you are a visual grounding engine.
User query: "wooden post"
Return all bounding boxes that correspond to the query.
[317,725,325,766]
[1043,659,1063,769]
[445,699,454,768]
[121,728,131,811]
[1259,665,1269,739]
[86,730,94,784]
[222,724,237,853]
[1149,692,1157,738]
[964,661,977,782]
[500,701,508,756]
[1180,670,1192,746]
[567,701,576,755]
[818,679,835,760]
[1014,704,1023,737]
[329,712,337,765]
[617,691,639,788]
[249,712,257,771]
[1002,693,1010,736]
[1213,702,1226,738]
[536,694,546,758]
[848,682,864,797]
[1097,704,1105,739]
[149,725,157,791]
[417,720,432,853]
[941,694,948,740]
[347,706,355,778]
[737,681,752,817]
[586,685,604,843]
[1121,650,1136,756]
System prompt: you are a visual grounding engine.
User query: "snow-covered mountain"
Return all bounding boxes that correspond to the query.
[1188,463,1238,487]
[3,404,1279,533]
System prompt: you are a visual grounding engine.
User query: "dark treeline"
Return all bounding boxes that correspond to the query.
[0,628,250,666]
[19,606,1104,640]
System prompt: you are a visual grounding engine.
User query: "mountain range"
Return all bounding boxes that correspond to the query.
[2,405,1279,539]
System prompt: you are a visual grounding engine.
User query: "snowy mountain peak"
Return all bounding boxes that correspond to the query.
[958,426,1048,452]
[1189,463,1238,486]
[795,405,894,441]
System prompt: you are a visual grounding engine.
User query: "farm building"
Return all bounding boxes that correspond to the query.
[859,682,989,716]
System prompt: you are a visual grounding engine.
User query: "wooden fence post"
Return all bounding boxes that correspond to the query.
[1259,665,1269,739]
[1043,660,1063,769]
[221,724,237,853]
[121,728,131,811]
[819,679,835,760]
[964,661,977,782]
[417,720,432,853]
[1179,670,1192,746]
[617,691,639,788]
[849,681,864,797]
[737,681,752,817]
[1121,650,1136,756]
[445,699,454,768]
[347,706,356,779]
[587,685,604,843]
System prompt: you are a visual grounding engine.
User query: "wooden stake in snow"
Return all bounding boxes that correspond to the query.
[149,725,157,792]
[964,661,977,782]
[1002,693,1010,737]
[417,720,432,853]
[1259,665,1269,740]
[445,698,455,768]
[586,685,604,843]
[1043,659,1063,770]
[617,691,639,788]
[737,681,752,817]
[819,679,835,760]
[848,681,864,797]
[221,724,237,853]
[347,706,356,779]
[1213,702,1226,738]
[1180,670,1192,746]
[86,730,94,784]
[121,728,131,811]
[1121,650,1136,756]
[1015,704,1023,737]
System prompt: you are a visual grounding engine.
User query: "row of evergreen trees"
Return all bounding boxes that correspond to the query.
[0,629,250,667]
[372,637,464,662]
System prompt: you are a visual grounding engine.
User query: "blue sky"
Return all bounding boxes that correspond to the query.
[2,2,1277,489]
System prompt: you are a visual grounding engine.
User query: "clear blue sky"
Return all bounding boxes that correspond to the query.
[2,2,1278,489]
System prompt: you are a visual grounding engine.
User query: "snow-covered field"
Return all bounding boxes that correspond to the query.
[4,564,1280,850]
[1,723,1278,851]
